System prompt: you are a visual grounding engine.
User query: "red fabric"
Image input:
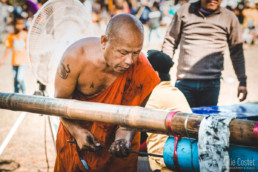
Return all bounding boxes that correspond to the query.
[165,111,179,136]
[54,53,160,172]
[254,123,258,141]
[166,111,181,171]
[139,141,147,153]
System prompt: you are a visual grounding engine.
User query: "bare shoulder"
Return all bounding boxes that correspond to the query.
[63,37,101,63]
[56,37,101,79]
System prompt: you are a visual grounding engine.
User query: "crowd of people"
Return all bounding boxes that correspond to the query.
[0,0,257,172]
[1,0,258,44]
[89,0,258,45]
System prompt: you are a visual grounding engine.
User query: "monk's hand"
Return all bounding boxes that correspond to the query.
[237,86,247,102]
[61,118,99,152]
[109,139,131,158]
[74,128,99,152]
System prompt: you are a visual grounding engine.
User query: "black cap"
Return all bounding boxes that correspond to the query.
[147,50,174,81]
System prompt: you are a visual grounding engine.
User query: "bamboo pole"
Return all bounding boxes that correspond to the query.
[0,93,257,148]
[0,93,169,133]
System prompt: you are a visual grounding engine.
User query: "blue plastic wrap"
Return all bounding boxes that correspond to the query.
[164,137,258,172]
[192,103,258,120]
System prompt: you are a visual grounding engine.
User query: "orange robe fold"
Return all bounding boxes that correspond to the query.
[54,53,160,172]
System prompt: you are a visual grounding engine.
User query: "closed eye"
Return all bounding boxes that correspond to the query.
[121,52,127,55]
[133,51,140,55]
[119,50,128,55]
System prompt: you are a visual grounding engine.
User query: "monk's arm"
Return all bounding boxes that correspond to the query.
[54,50,98,151]
[109,94,151,157]
[109,127,137,157]
[54,58,76,98]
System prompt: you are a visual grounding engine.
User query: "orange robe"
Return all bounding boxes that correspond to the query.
[54,53,160,172]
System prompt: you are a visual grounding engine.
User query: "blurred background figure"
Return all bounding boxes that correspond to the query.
[110,0,130,15]
[12,0,39,29]
[169,0,187,16]
[148,1,162,43]
[242,1,258,47]
[0,0,9,43]
[0,16,28,94]
[137,0,151,24]
[37,0,48,8]
[157,0,189,27]
[234,0,245,24]
[92,1,102,25]
[220,0,237,10]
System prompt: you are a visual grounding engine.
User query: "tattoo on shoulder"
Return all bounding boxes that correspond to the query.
[57,62,71,79]
[90,82,94,88]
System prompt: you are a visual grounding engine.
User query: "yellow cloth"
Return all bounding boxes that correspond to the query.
[146,81,192,171]
[4,31,28,66]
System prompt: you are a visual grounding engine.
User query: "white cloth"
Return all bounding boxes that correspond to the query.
[198,115,234,172]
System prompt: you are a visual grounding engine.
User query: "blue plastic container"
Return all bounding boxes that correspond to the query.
[163,137,258,172]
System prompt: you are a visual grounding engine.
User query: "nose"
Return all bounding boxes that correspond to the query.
[124,53,133,65]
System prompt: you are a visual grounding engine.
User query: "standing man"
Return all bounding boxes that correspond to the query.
[162,0,247,107]
[54,14,160,172]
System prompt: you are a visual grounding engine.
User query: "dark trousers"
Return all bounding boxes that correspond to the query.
[175,79,220,108]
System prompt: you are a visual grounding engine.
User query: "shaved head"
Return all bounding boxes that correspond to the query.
[105,14,144,42]
[100,14,144,74]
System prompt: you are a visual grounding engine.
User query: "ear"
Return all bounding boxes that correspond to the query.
[100,35,108,50]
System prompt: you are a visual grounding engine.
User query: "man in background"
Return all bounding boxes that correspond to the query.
[162,0,247,107]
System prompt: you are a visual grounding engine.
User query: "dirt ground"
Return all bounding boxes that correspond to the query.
[0,25,257,172]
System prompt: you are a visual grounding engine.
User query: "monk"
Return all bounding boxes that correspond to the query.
[54,14,160,171]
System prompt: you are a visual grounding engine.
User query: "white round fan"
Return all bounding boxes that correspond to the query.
[27,0,93,87]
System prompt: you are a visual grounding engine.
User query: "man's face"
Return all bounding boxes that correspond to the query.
[201,0,222,12]
[101,33,143,74]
